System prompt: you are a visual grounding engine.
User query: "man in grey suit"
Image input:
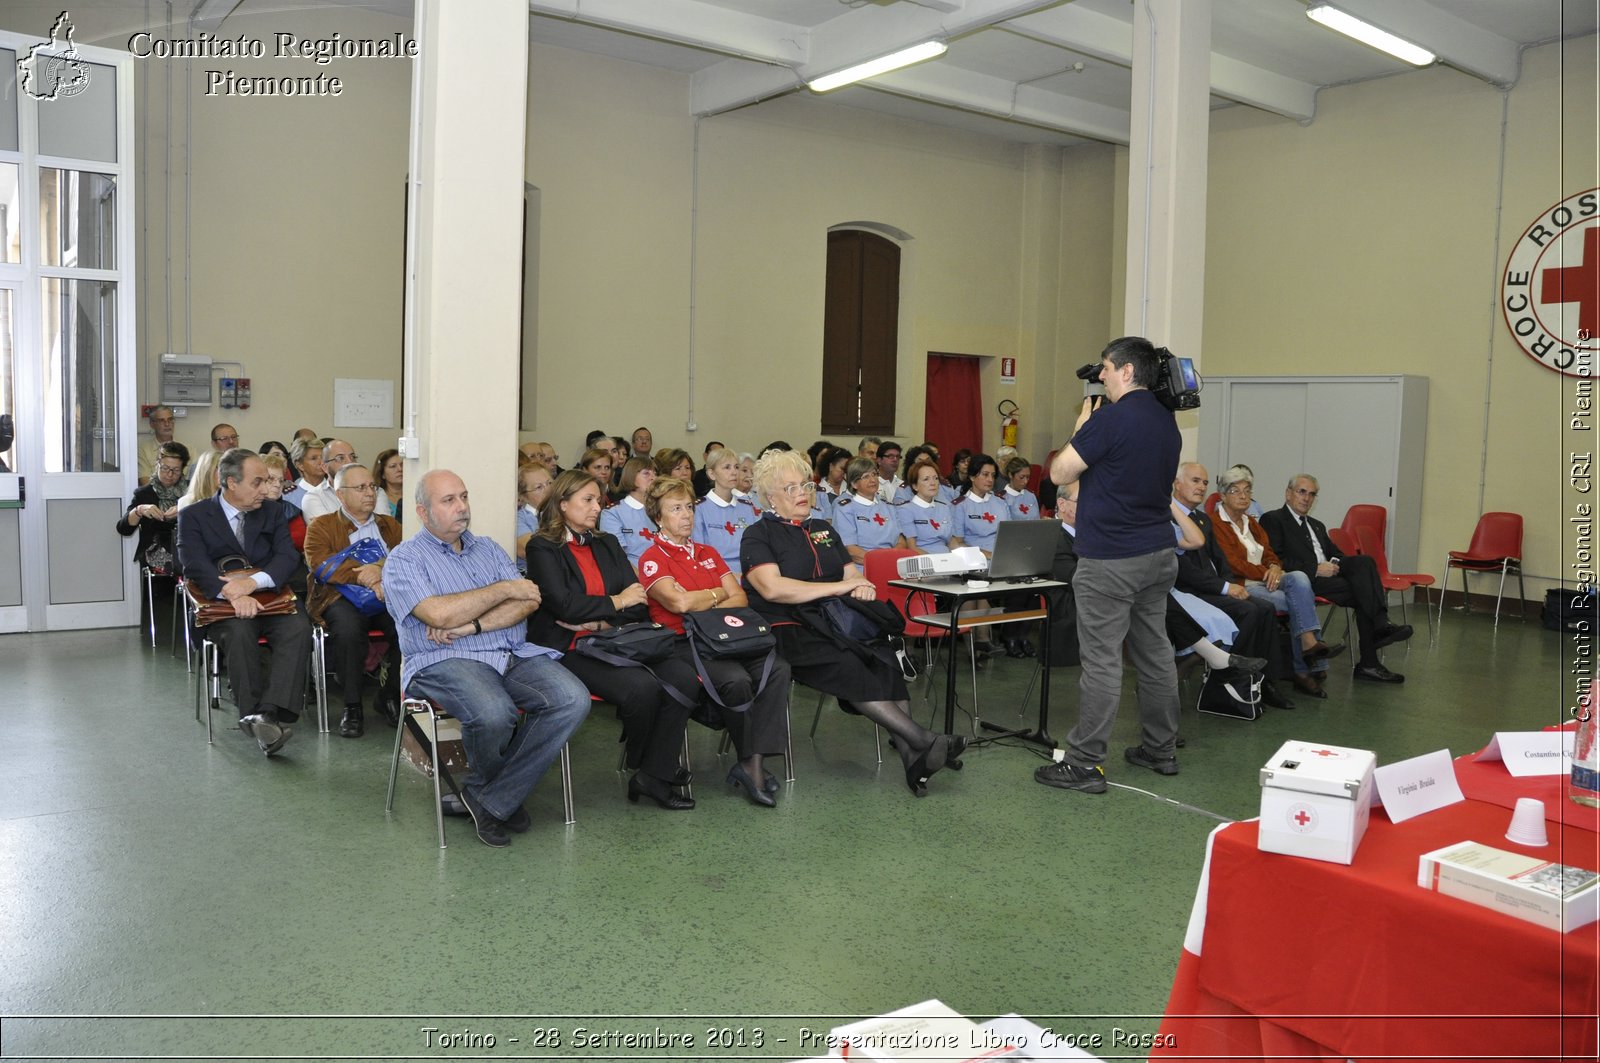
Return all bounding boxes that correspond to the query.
[177,448,311,754]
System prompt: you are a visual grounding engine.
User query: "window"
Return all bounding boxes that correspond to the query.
[821,229,899,434]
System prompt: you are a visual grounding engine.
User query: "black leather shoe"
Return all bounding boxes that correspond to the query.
[1260,681,1296,710]
[1301,640,1345,664]
[1124,745,1180,775]
[239,714,291,756]
[1353,663,1405,684]
[502,805,532,833]
[761,769,780,794]
[1373,624,1414,650]
[1291,673,1329,699]
[374,693,401,728]
[339,706,364,738]
[670,767,693,787]
[1226,653,1268,675]
[458,789,511,847]
[727,764,777,807]
[627,772,695,810]
[1019,638,1037,658]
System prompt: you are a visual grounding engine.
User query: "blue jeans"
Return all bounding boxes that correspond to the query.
[408,654,590,821]
[1246,570,1323,674]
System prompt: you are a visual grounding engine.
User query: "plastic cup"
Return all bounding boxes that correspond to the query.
[1504,797,1549,847]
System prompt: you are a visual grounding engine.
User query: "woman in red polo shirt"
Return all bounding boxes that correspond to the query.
[637,477,791,807]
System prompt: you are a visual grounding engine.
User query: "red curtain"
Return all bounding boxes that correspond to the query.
[924,354,983,474]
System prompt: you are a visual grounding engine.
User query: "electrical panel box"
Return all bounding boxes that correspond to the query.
[235,378,251,409]
[159,354,213,407]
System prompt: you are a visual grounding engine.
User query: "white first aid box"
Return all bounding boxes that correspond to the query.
[1258,740,1377,865]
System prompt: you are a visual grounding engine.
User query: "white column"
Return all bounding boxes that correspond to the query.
[1123,0,1211,364]
[407,0,528,550]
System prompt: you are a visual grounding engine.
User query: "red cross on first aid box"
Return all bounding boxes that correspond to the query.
[1257,739,1377,865]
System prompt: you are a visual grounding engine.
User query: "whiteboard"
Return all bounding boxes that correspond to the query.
[333,378,394,429]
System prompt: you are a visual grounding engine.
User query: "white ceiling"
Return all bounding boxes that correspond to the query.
[30,0,1600,149]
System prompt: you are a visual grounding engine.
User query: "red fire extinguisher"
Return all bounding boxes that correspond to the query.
[998,400,1020,449]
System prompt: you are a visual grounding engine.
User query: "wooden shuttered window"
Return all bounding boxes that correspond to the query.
[821,229,899,434]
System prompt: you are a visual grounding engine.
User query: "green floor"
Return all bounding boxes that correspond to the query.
[0,596,1559,1061]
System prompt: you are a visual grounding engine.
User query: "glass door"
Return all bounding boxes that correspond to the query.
[0,30,137,633]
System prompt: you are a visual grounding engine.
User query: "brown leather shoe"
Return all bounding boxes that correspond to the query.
[1291,673,1329,699]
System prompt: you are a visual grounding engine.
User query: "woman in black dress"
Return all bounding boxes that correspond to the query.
[116,441,189,572]
[526,470,698,811]
[740,450,966,796]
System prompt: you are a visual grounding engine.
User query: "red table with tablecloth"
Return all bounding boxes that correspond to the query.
[1152,791,1599,1061]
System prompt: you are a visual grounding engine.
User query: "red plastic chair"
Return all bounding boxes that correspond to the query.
[1357,525,1436,634]
[1440,512,1525,628]
[1328,528,1357,556]
[1340,504,1387,548]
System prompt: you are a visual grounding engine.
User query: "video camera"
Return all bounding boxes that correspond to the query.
[1075,347,1202,411]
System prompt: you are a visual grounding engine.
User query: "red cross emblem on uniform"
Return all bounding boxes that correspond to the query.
[930,520,941,530]
[980,511,997,524]
[724,521,736,535]
[872,513,887,526]
[1019,504,1031,515]
[638,527,652,539]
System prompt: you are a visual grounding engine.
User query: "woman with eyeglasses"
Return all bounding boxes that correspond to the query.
[741,450,966,797]
[515,460,554,575]
[599,457,659,570]
[832,457,899,564]
[117,441,190,573]
[639,476,791,807]
[1211,464,1343,694]
[526,471,698,811]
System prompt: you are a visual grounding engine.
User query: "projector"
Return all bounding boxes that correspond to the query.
[896,547,986,580]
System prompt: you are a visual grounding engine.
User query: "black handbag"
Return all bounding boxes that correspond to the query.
[682,608,778,714]
[796,596,917,681]
[568,623,697,709]
[1197,668,1262,721]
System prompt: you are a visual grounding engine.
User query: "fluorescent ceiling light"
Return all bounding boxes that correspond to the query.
[807,40,949,93]
[1306,4,1437,66]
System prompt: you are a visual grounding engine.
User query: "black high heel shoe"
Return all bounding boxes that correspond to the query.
[727,764,777,807]
[627,772,696,811]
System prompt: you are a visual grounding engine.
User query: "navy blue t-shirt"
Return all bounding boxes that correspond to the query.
[1070,389,1181,560]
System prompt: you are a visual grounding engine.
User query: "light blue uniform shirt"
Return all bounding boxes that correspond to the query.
[834,492,900,553]
[954,490,1009,553]
[895,496,955,553]
[598,496,657,569]
[693,490,760,575]
[1004,485,1041,521]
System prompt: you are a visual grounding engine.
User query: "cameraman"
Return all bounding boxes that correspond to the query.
[1034,336,1183,795]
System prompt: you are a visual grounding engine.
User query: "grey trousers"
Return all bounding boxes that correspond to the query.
[1066,549,1180,766]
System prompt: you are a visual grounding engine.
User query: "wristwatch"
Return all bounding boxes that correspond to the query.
[471,618,482,636]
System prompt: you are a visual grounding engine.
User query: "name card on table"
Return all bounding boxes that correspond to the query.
[1373,749,1465,823]
[1475,731,1576,777]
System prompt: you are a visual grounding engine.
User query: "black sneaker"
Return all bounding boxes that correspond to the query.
[1033,760,1107,793]
[502,805,532,833]
[457,789,511,848]
[1124,745,1180,775]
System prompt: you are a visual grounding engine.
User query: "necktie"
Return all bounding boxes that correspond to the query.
[232,513,248,551]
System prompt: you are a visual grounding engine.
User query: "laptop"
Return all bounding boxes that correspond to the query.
[984,519,1061,581]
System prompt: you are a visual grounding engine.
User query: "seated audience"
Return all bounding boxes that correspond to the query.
[1261,472,1413,685]
[598,457,659,569]
[638,477,792,807]
[305,463,403,737]
[953,453,1008,555]
[137,405,181,480]
[373,448,404,520]
[382,469,591,848]
[946,448,973,500]
[258,440,295,478]
[177,449,223,511]
[261,453,308,554]
[692,447,760,576]
[741,449,966,796]
[1209,465,1344,698]
[1002,456,1042,520]
[117,441,189,571]
[895,458,956,554]
[874,440,904,503]
[302,439,359,521]
[691,441,723,498]
[735,453,757,500]
[176,449,311,756]
[577,447,613,492]
[630,426,654,460]
[814,446,851,516]
[516,461,555,574]
[210,423,240,451]
[284,437,324,509]
[526,471,697,811]
[856,437,880,461]
[584,429,611,452]
[833,456,900,563]
[653,448,694,482]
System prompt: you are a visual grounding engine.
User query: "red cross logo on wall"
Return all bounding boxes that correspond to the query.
[1502,189,1600,376]
[1543,225,1600,339]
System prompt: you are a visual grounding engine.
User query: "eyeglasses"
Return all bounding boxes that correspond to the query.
[1293,487,1319,498]
[1225,485,1253,496]
[780,482,817,496]
[339,483,379,493]
[213,434,239,445]
[157,463,184,475]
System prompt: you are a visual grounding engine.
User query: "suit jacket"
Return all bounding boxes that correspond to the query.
[1173,507,1237,597]
[303,509,404,624]
[176,495,302,599]
[1260,504,1344,576]
[525,531,649,650]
